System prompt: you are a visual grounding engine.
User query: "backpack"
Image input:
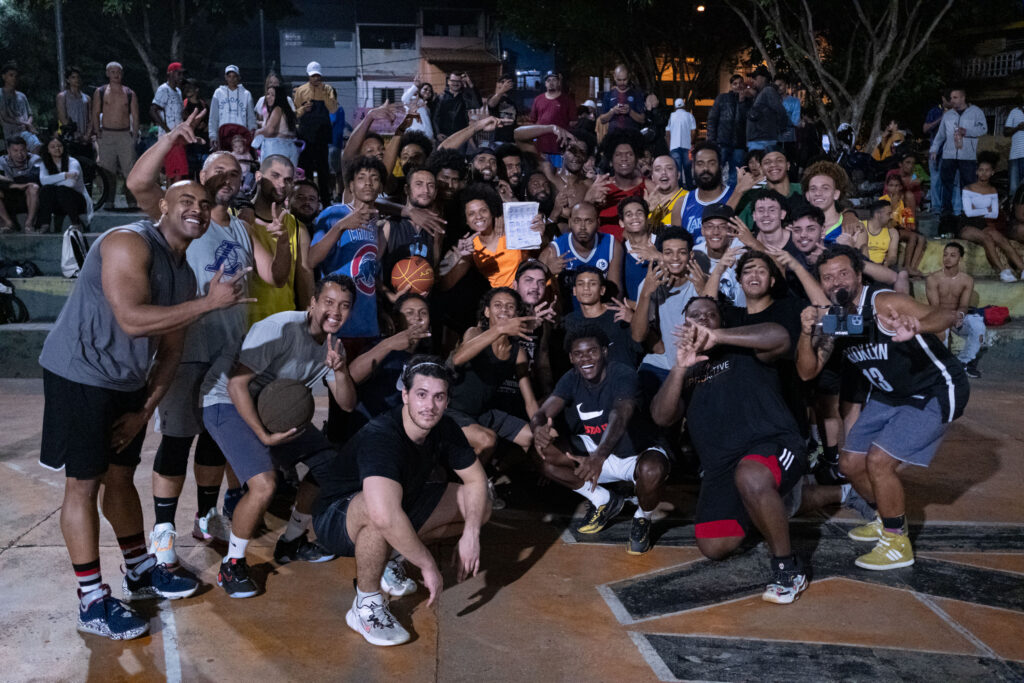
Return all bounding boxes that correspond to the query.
[96,84,134,115]
[0,277,29,324]
[61,226,89,278]
[0,259,42,278]
[982,305,1010,327]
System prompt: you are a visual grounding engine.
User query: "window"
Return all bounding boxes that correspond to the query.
[281,29,352,49]
[373,88,404,106]
[422,9,480,38]
[359,26,416,50]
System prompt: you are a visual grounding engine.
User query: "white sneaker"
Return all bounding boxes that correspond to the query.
[380,558,417,597]
[346,592,410,646]
[148,523,178,567]
[193,507,231,542]
[999,268,1016,283]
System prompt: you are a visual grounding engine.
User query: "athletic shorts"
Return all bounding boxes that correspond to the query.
[844,397,947,467]
[694,441,806,539]
[0,186,30,214]
[313,481,448,558]
[203,402,337,485]
[39,369,147,479]
[448,408,527,443]
[594,448,672,484]
[154,362,208,437]
[816,358,869,404]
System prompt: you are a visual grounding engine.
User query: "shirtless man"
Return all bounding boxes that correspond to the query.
[926,242,985,378]
[91,62,139,205]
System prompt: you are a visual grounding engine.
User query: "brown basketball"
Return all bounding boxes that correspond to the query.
[257,379,315,434]
[390,256,435,294]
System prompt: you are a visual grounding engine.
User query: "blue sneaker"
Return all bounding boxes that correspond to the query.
[122,557,199,601]
[77,585,149,640]
[223,487,245,521]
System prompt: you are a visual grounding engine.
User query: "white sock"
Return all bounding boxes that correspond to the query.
[282,510,312,542]
[574,484,610,507]
[225,532,249,561]
[634,506,654,520]
[356,585,382,605]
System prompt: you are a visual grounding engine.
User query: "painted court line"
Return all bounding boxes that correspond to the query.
[159,603,183,683]
[911,592,999,659]
[627,631,681,682]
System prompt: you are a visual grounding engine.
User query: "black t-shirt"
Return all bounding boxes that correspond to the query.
[383,218,436,283]
[313,407,476,516]
[782,238,815,300]
[682,346,803,475]
[552,361,656,456]
[355,349,411,419]
[448,338,520,416]
[564,309,643,368]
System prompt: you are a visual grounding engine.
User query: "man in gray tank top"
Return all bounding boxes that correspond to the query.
[38,160,253,640]
[127,113,294,569]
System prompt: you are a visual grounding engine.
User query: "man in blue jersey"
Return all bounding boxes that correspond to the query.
[542,201,622,310]
[676,142,734,245]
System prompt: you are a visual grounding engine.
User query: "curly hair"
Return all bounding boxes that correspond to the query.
[801,160,850,201]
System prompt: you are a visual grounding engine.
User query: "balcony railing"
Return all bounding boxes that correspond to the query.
[961,50,1024,79]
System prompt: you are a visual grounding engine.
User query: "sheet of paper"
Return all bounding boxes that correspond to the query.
[503,201,541,250]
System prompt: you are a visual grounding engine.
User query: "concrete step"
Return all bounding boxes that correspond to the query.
[7,277,75,322]
[911,275,1024,317]
[0,211,147,276]
[0,323,51,378]
[915,236,1024,278]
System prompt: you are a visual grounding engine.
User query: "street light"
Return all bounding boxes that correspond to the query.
[697,5,706,11]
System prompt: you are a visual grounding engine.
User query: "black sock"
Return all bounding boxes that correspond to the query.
[197,485,220,515]
[822,444,839,465]
[771,554,797,572]
[153,496,179,526]
[882,514,906,533]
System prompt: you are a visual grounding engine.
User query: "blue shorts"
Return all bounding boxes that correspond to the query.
[844,397,948,467]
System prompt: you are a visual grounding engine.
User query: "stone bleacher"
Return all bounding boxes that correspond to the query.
[1,211,1023,377]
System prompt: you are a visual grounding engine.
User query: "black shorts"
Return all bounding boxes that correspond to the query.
[40,369,147,479]
[447,408,527,443]
[694,441,806,540]
[312,481,448,558]
[0,186,29,214]
[815,357,869,404]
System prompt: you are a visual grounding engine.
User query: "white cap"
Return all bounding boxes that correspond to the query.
[582,99,597,108]
[674,98,685,108]
[224,65,240,76]
[306,61,322,77]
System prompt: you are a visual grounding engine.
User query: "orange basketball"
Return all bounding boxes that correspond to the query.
[390,256,435,294]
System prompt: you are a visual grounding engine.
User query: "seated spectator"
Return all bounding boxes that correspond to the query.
[897,152,924,208]
[0,62,40,151]
[0,136,41,232]
[871,119,905,162]
[926,242,986,379]
[862,200,899,267]
[882,171,925,277]
[960,151,1023,282]
[645,155,688,226]
[38,134,92,231]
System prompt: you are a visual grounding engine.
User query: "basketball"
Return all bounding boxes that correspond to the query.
[257,379,315,434]
[391,256,435,294]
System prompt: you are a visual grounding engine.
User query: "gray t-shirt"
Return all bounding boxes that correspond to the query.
[0,89,32,141]
[202,310,336,407]
[39,221,197,391]
[641,280,697,371]
[181,215,253,364]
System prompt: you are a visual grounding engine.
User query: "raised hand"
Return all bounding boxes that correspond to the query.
[532,300,558,324]
[265,201,289,239]
[406,206,446,236]
[456,232,476,258]
[496,315,539,340]
[878,305,921,342]
[583,174,613,204]
[608,296,634,323]
[324,333,347,372]
[673,323,709,369]
[765,244,795,271]
[533,416,554,452]
[539,249,571,277]
[719,245,745,270]
[800,305,821,335]
[170,108,206,146]
[685,260,707,290]
[205,265,256,310]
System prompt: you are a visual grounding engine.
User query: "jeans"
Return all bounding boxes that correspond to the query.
[720,145,746,186]
[1010,157,1024,199]
[747,139,777,152]
[670,147,693,189]
[939,159,976,217]
[947,314,986,363]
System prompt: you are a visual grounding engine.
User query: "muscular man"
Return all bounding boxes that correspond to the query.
[91,62,139,205]
[651,297,808,603]
[796,245,969,570]
[38,176,248,639]
[926,242,985,378]
[312,358,491,646]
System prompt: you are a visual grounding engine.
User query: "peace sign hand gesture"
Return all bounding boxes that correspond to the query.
[325,334,347,372]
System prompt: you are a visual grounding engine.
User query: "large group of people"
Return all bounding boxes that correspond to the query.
[26,54,1020,650]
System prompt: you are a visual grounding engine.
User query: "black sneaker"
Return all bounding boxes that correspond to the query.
[576,491,625,534]
[627,516,653,555]
[122,557,199,601]
[217,558,259,598]
[77,585,149,640]
[963,361,981,379]
[274,531,336,564]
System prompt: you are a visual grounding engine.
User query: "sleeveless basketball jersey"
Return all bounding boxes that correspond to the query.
[623,234,656,302]
[865,223,892,264]
[839,286,969,423]
[679,185,734,246]
[653,187,688,226]
[822,217,843,245]
[248,213,300,327]
[312,203,380,338]
[553,231,615,310]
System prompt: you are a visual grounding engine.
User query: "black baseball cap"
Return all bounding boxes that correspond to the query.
[544,70,561,80]
[702,203,735,222]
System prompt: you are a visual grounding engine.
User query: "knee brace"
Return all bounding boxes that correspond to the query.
[153,435,194,477]
[194,431,226,468]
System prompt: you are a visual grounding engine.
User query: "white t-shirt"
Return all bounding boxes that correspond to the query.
[667,109,697,151]
[693,237,747,309]
[153,83,183,134]
[1006,107,1024,160]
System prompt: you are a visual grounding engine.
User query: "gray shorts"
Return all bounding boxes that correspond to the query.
[155,362,208,437]
[447,408,527,444]
[844,397,948,467]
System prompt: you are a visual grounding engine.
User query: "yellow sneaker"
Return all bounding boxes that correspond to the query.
[575,491,625,534]
[854,531,914,570]
[848,516,883,542]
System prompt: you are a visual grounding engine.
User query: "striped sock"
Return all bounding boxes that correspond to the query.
[118,533,154,576]
[73,559,104,606]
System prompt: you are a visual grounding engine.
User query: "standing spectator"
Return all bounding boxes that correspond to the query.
[56,66,92,143]
[38,134,91,231]
[930,86,988,226]
[666,98,697,189]
[746,65,788,152]
[402,75,437,141]
[923,92,951,211]
[255,85,300,167]
[707,74,750,186]
[294,61,337,201]
[150,62,187,182]
[776,74,800,175]
[181,79,209,179]
[0,137,41,232]
[0,62,40,151]
[1005,93,1024,198]
[255,72,294,128]
[92,61,139,207]
[599,65,645,134]
[488,74,519,146]
[529,71,576,166]
[435,72,482,142]
[643,93,670,158]
[209,65,256,151]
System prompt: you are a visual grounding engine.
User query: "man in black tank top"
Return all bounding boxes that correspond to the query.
[797,245,968,572]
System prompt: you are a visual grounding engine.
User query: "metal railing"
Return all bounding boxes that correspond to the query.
[961,50,1024,79]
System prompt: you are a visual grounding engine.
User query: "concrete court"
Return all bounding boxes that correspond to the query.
[1,361,1023,683]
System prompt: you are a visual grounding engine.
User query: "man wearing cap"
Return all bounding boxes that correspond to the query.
[529,71,577,167]
[746,65,789,153]
[209,65,256,152]
[151,63,187,182]
[694,203,747,308]
[294,62,338,202]
[667,99,697,189]
[92,61,139,205]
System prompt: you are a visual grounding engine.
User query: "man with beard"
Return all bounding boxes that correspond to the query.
[585,130,645,238]
[495,143,527,199]
[645,154,688,226]
[736,150,802,229]
[510,259,558,398]
[247,154,313,326]
[312,358,490,646]
[288,179,321,235]
[381,167,442,290]
[545,201,623,310]
[531,325,670,553]
[202,275,358,597]
[797,245,968,570]
[128,114,294,568]
[39,160,251,638]
[676,142,734,245]
[525,171,557,223]
[310,156,386,342]
[529,71,577,166]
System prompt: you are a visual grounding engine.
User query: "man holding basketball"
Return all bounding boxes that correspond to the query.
[201,274,359,597]
[313,356,491,646]
[381,167,443,294]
